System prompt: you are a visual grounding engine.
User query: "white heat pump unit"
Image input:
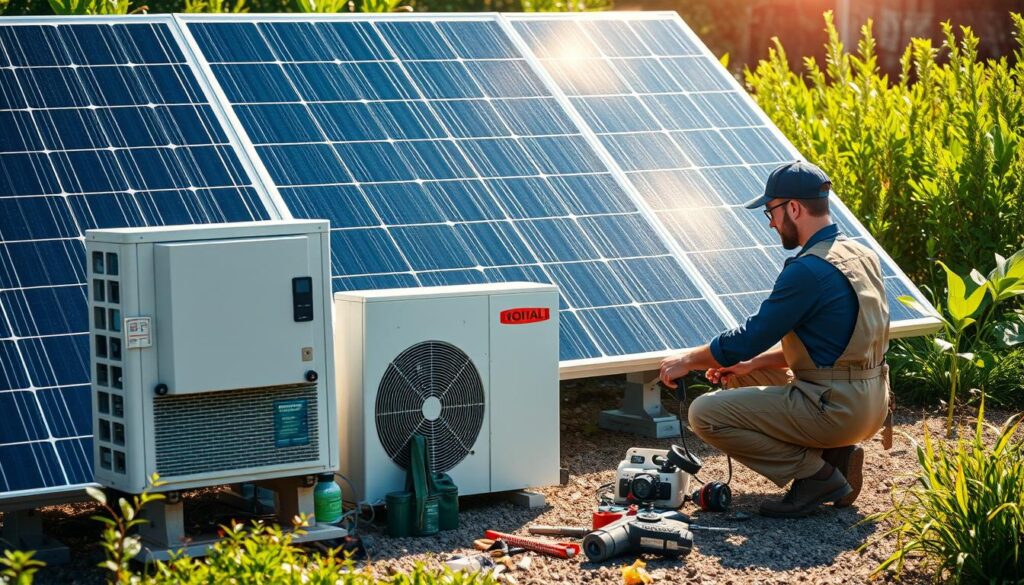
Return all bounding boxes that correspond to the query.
[335,283,560,504]
[85,220,337,494]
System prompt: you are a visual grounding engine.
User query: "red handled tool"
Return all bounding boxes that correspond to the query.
[483,530,581,559]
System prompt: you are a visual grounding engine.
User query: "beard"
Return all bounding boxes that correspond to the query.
[779,213,800,250]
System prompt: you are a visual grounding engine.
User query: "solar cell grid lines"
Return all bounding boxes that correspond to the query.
[0,17,272,500]
[184,14,731,364]
[508,14,927,333]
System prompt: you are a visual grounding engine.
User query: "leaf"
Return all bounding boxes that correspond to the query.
[937,261,986,326]
[990,253,1008,280]
[953,351,979,365]
[969,268,986,286]
[1004,248,1024,280]
[86,486,107,505]
[124,536,142,558]
[719,52,730,68]
[118,498,134,522]
[934,337,955,353]
[991,316,1024,347]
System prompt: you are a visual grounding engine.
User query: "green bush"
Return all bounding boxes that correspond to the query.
[861,399,1024,582]
[745,12,1024,283]
[0,477,496,585]
[890,248,1024,429]
[986,347,1024,406]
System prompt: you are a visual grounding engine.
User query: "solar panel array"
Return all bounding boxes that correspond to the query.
[0,19,270,499]
[184,16,735,361]
[0,14,936,502]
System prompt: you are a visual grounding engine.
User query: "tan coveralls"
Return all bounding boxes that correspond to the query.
[688,236,890,487]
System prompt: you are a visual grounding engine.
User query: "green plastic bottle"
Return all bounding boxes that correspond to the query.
[314,473,342,524]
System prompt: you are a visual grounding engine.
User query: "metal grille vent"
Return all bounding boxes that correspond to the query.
[375,340,485,473]
[154,384,320,477]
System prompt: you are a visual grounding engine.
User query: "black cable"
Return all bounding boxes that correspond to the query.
[677,400,704,485]
[674,379,732,487]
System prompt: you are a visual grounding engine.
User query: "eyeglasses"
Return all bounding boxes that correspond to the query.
[763,200,790,221]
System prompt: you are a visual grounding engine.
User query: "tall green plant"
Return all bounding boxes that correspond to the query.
[0,551,44,585]
[860,398,1024,582]
[895,249,1024,432]
[292,0,408,13]
[46,0,142,14]
[901,262,989,438]
[520,0,608,12]
[745,12,1024,282]
[292,0,348,12]
[86,477,166,584]
[183,0,247,13]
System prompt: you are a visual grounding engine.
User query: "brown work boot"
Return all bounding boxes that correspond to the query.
[823,445,864,508]
[758,468,852,518]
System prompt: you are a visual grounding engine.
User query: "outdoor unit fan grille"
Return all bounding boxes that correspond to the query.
[375,340,485,474]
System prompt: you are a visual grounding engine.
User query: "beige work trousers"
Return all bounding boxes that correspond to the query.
[687,369,889,487]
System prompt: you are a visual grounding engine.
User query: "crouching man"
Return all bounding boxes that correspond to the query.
[659,161,890,518]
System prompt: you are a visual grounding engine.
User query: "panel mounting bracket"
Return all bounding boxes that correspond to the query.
[0,508,70,565]
[598,371,681,438]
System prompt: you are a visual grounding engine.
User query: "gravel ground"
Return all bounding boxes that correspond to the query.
[20,374,1021,584]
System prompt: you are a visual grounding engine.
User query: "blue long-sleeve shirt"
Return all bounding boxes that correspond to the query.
[710,224,858,368]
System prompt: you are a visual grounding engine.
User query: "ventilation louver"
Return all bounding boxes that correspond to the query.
[375,340,485,474]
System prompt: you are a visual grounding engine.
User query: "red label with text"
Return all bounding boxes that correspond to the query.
[500,307,550,325]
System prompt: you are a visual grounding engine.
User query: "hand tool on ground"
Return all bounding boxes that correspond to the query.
[472,538,526,557]
[484,530,581,559]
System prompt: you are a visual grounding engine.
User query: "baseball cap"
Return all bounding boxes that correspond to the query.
[743,161,832,209]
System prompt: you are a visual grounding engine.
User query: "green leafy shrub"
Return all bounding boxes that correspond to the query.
[745,12,1024,283]
[183,0,246,14]
[141,522,496,585]
[1,476,496,585]
[892,249,1024,432]
[45,0,140,13]
[861,398,1024,582]
[0,550,44,585]
[986,346,1024,407]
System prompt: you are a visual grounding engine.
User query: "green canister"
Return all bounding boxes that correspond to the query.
[414,494,440,536]
[432,473,459,531]
[386,491,413,537]
[313,473,342,524]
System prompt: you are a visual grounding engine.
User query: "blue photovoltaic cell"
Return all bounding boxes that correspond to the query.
[0,21,270,498]
[511,15,933,329]
[189,16,725,366]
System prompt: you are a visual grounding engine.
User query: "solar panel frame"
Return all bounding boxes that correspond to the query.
[0,14,284,507]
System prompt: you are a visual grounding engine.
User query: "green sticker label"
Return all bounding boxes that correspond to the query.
[274,399,309,448]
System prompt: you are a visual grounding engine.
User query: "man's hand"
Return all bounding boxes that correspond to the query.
[659,345,720,388]
[659,352,692,389]
[705,360,756,387]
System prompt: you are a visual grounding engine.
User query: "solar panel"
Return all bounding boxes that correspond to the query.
[507,13,935,334]
[181,14,733,364]
[0,17,272,503]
